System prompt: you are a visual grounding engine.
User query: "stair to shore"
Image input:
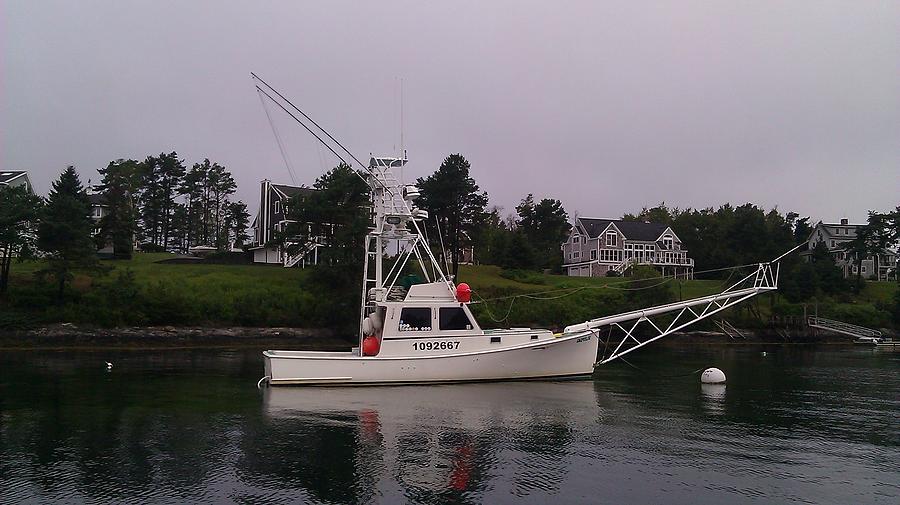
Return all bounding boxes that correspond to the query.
[807,316,881,339]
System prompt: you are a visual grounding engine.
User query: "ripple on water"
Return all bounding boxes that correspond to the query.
[1,348,898,505]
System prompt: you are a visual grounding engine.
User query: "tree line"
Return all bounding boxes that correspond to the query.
[277,155,872,331]
[279,154,898,293]
[277,154,573,278]
[100,153,249,256]
[0,155,251,300]
[1,167,103,300]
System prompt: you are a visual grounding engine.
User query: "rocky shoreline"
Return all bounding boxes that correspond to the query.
[0,324,882,350]
[0,324,348,350]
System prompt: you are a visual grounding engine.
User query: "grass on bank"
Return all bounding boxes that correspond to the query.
[3,253,319,329]
[460,264,898,331]
[2,253,897,332]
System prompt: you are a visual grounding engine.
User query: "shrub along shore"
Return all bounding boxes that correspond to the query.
[1,253,896,348]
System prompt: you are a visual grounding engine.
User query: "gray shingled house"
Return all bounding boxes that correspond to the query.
[561,217,694,278]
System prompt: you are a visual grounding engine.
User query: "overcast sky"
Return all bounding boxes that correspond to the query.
[3,1,898,224]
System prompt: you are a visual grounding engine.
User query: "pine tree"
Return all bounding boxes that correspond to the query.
[139,152,185,250]
[176,159,235,250]
[37,167,103,301]
[416,154,489,278]
[0,185,42,297]
[179,161,209,250]
[97,159,141,259]
[279,163,370,265]
[224,201,250,250]
[168,203,190,252]
[867,211,893,281]
[516,194,570,271]
[841,225,873,292]
[207,162,237,250]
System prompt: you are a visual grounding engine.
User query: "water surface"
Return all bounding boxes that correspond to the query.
[1,346,897,504]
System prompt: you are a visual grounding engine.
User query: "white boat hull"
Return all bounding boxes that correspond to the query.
[264,331,598,385]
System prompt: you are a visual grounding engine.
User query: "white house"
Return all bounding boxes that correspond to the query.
[0,171,35,259]
[0,171,33,193]
[803,218,897,281]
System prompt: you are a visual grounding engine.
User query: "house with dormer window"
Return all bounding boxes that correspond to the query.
[802,218,897,281]
[561,217,694,278]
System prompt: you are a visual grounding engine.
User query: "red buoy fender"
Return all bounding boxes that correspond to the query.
[456,283,472,303]
[362,336,381,356]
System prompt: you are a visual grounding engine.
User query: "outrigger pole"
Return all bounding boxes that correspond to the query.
[565,244,805,365]
[251,74,459,344]
[250,73,448,277]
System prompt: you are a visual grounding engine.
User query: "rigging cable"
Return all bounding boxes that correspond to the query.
[617,357,706,378]
[255,85,353,172]
[257,88,298,185]
[435,215,452,277]
[251,72,371,176]
[251,73,392,194]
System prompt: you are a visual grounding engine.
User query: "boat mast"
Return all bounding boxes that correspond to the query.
[358,154,455,343]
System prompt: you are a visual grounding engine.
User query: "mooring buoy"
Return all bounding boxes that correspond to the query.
[701,367,726,384]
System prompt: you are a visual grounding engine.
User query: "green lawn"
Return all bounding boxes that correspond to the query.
[458,264,897,330]
[459,264,738,300]
[5,253,317,328]
[3,254,896,331]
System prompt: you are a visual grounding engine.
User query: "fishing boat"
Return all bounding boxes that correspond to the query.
[253,74,798,386]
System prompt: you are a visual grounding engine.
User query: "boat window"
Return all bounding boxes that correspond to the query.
[439,307,472,331]
[399,307,432,331]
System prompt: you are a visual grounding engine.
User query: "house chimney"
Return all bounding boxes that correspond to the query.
[840,218,849,226]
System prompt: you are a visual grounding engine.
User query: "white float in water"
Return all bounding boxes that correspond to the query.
[701,367,726,384]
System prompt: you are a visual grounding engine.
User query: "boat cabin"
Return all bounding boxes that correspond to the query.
[363,282,553,358]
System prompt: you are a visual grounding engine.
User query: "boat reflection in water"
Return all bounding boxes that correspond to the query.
[261,380,603,503]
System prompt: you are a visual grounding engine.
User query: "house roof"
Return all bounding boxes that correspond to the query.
[0,171,27,185]
[821,222,862,227]
[272,184,316,199]
[578,218,671,242]
[806,221,862,243]
[88,193,107,206]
